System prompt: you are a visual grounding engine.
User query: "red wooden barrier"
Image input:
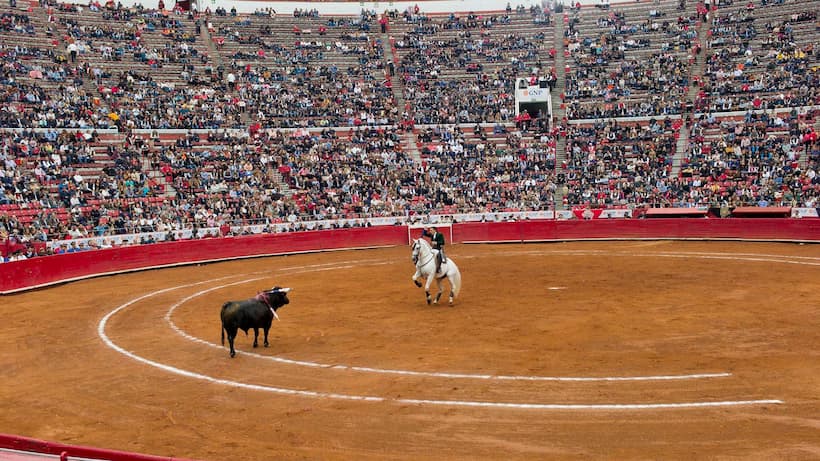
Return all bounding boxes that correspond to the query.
[2,220,818,294]
[0,432,195,461]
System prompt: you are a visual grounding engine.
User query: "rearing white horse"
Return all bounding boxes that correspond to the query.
[411,238,462,306]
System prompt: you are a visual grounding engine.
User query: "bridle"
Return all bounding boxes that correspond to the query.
[412,240,434,267]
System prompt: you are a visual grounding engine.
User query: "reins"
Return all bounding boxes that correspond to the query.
[418,253,435,268]
[414,242,436,269]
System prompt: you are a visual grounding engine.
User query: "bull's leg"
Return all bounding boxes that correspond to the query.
[263,326,270,348]
[252,328,259,348]
[226,327,238,357]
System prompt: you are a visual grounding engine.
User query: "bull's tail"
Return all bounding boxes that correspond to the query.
[220,302,230,346]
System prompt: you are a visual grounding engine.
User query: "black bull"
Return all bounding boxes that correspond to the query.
[220,287,291,357]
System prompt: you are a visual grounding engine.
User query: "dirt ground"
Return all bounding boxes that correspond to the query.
[1,241,819,460]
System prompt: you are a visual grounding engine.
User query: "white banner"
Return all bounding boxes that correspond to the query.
[791,207,819,218]
[446,211,558,222]
[599,209,633,219]
[516,86,551,103]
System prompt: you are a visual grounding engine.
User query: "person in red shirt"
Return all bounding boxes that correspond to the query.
[515,110,532,130]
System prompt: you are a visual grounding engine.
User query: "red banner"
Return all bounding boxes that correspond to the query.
[571,207,604,220]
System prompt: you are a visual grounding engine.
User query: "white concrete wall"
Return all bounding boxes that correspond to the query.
[195,0,536,15]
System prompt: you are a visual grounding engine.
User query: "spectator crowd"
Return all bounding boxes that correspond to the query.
[0,0,818,262]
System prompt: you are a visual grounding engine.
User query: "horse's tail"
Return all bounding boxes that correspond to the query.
[450,264,462,298]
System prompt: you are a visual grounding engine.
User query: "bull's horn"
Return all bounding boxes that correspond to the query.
[277,287,291,293]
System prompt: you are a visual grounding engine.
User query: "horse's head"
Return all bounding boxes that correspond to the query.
[411,238,431,264]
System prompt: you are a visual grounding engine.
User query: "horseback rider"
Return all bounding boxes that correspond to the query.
[424,226,446,273]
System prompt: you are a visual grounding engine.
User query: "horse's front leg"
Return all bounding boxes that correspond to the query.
[425,273,435,304]
[412,269,422,287]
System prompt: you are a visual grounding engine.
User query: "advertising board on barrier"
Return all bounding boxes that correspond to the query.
[600,209,632,218]
[449,211,559,222]
[791,207,819,218]
[571,208,632,219]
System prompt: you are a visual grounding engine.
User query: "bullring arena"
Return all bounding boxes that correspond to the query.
[2,238,819,460]
[1,0,819,455]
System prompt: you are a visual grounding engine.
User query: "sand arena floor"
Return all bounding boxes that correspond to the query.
[1,241,819,460]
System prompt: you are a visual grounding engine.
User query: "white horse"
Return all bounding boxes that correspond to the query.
[411,238,462,306]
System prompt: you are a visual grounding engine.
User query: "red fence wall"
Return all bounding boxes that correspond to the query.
[0,432,195,461]
[1,226,408,294]
[453,218,820,243]
[2,219,818,294]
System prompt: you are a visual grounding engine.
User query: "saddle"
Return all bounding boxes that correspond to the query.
[435,251,447,274]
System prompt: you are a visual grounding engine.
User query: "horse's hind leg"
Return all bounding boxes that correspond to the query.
[433,279,443,305]
[425,273,435,304]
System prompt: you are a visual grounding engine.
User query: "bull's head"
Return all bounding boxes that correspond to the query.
[266,286,291,309]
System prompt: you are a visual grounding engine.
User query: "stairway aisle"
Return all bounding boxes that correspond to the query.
[552,11,569,209]
[671,13,709,176]
[380,23,421,162]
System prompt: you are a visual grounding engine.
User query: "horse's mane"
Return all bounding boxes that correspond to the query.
[415,238,431,248]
